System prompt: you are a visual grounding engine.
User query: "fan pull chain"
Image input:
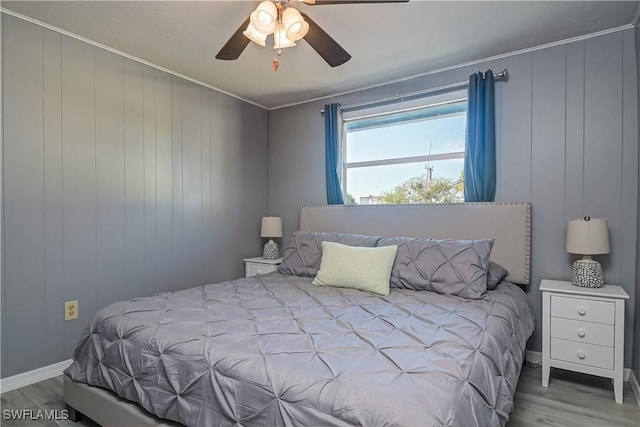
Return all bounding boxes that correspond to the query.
[272,56,280,72]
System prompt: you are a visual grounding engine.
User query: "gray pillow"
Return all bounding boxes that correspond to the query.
[377,237,494,299]
[487,261,509,290]
[278,231,380,277]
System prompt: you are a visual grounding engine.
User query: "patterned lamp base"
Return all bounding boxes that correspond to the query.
[571,258,604,288]
[263,239,279,259]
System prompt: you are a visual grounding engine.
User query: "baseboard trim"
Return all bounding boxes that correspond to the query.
[629,370,640,408]
[525,350,633,382]
[0,359,72,393]
[525,350,542,366]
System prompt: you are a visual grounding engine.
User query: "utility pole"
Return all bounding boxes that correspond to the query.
[425,140,433,183]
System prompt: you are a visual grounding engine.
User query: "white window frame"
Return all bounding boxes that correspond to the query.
[341,90,467,200]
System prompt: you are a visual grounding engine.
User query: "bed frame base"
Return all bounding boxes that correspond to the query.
[64,375,180,426]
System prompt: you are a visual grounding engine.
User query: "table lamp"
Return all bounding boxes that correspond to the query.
[261,216,283,259]
[566,217,610,288]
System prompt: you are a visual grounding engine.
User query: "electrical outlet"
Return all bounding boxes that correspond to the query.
[65,300,78,321]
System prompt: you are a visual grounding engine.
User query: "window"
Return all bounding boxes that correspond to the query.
[342,91,467,205]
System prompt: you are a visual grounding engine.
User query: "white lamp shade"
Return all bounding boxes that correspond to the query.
[261,216,283,238]
[566,218,610,255]
[273,24,296,49]
[243,22,267,46]
[281,7,309,41]
[250,1,277,34]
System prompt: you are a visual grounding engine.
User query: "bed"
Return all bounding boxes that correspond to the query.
[64,202,534,427]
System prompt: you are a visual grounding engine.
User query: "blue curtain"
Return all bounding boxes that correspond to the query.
[324,103,344,205]
[464,70,496,202]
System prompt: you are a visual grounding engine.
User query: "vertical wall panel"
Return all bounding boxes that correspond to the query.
[43,28,65,363]
[171,77,184,292]
[267,101,326,243]
[181,82,203,287]
[531,45,567,277]
[95,49,126,305]
[228,103,269,272]
[498,54,532,202]
[564,41,586,278]
[635,25,640,381]
[529,45,568,350]
[200,91,212,284]
[584,33,623,286]
[155,71,173,293]
[123,59,145,300]
[142,66,158,297]
[3,16,46,374]
[61,36,97,350]
[621,29,639,365]
[209,93,228,277]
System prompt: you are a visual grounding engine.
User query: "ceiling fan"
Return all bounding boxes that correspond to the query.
[215,0,409,71]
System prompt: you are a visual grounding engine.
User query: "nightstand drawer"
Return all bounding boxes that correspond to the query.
[551,295,614,325]
[246,263,278,277]
[550,317,614,347]
[550,338,613,369]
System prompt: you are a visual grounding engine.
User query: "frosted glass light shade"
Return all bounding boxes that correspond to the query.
[250,1,277,34]
[566,217,610,255]
[261,217,283,238]
[282,7,309,41]
[243,22,267,46]
[273,24,296,49]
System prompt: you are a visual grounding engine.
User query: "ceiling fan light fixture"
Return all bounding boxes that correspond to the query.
[250,1,277,34]
[282,7,309,41]
[217,0,357,69]
[243,22,268,47]
[273,23,296,49]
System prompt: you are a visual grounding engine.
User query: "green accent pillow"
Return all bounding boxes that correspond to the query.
[312,241,398,296]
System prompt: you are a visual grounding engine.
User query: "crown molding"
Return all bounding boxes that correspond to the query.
[272,23,634,110]
[1,7,634,111]
[0,8,269,111]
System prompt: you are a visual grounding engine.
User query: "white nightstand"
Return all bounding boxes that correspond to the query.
[243,257,282,278]
[540,279,629,403]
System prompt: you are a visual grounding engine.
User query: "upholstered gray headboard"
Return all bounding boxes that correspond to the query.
[299,202,531,285]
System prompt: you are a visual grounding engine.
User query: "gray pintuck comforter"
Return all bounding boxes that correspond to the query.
[65,272,535,427]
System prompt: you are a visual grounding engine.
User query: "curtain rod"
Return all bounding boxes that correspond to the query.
[320,69,508,114]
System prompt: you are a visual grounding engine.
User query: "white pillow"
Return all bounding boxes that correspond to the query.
[312,241,398,296]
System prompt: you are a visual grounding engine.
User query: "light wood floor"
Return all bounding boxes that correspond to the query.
[1,365,638,426]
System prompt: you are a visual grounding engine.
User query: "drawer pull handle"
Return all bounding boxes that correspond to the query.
[577,351,586,360]
[577,307,587,316]
[576,329,586,338]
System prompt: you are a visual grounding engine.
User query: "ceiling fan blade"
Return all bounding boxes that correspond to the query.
[307,0,409,5]
[215,17,251,60]
[301,13,351,67]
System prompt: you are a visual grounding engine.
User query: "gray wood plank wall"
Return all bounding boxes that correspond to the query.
[634,26,640,382]
[1,13,269,377]
[267,29,639,366]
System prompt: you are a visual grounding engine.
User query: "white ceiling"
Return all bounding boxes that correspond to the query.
[3,1,638,109]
